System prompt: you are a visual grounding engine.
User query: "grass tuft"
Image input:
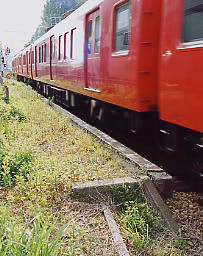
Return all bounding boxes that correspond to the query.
[0,145,33,187]
[0,209,73,256]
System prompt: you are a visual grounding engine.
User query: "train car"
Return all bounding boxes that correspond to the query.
[159,0,203,151]
[12,0,203,153]
[16,0,163,129]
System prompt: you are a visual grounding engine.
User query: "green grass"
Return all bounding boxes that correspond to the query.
[113,185,187,255]
[0,81,129,255]
[0,210,70,256]
[0,80,188,255]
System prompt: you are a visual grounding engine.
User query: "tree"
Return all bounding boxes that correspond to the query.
[27,0,87,45]
[74,0,86,7]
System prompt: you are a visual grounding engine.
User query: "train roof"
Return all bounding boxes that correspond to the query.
[16,0,103,56]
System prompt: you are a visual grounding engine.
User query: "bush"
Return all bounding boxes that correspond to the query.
[0,86,7,103]
[0,145,34,186]
[8,105,27,122]
[0,104,27,122]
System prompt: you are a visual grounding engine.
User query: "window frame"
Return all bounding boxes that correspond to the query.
[39,47,41,63]
[113,0,131,54]
[35,46,38,64]
[88,19,93,55]
[64,32,69,59]
[42,45,44,63]
[32,51,34,64]
[94,15,101,54]
[86,8,101,56]
[58,35,62,60]
[70,28,76,59]
[44,44,47,62]
[26,52,28,65]
[181,0,203,44]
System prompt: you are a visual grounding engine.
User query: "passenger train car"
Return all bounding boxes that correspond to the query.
[12,0,203,153]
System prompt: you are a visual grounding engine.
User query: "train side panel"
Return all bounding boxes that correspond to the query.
[20,0,162,113]
[159,0,203,133]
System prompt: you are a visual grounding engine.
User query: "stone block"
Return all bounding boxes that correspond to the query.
[72,177,139,198]
[148,171,174,199]
[142,177,179,235]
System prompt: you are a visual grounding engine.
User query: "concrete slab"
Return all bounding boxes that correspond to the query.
[102,203,130,256]
[72,177,179,236]
[72,177,140,198]
[142,177,179,235]
[148,171,174,199]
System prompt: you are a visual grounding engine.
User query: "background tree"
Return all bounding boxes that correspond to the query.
[27,0,87,45]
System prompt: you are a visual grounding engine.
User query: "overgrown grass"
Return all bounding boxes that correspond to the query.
[0,209,69,256]
[0,80,187,255]
[113,185,161,254]
[0,85,7,103]
[0,80,128,254]
[113,185,186,255]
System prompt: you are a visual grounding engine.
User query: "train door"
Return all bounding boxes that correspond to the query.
[85,9,101,91]
[50,35,56,81]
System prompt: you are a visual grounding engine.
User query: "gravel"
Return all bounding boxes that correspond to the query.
[165,192,203,256]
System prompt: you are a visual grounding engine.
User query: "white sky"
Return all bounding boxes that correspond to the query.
[0,0,47,53]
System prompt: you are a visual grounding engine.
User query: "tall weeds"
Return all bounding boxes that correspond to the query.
[0,211,69,255]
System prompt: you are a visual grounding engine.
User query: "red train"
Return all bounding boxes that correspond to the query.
[12,0,203,152]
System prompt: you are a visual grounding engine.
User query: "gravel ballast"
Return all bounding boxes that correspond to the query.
[166,191,203,256]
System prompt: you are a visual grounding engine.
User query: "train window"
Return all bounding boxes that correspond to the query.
[32,51,34,63]
[39,47,41,63]
[88,20,93,54]
[51,39,56,59]
[64,32,69,59]
[70,28,76,59]
[95,16,100,53]
[182,0,203,43]
[35,47,38,63]
[44,44,47,62]
[114,2,130,52]
[59,35,62,60]
[41,45,44,62]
